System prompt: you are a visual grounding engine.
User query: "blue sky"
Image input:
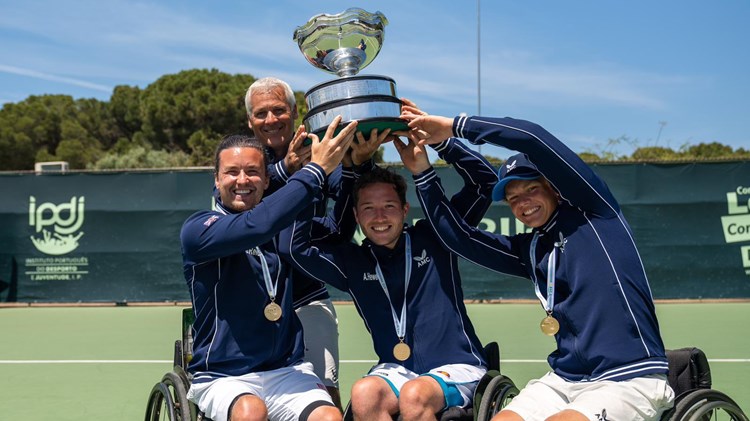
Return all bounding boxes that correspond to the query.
[1,0,748,162]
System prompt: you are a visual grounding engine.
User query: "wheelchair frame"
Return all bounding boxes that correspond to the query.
[144,308,206,421]
[144,310,747,421]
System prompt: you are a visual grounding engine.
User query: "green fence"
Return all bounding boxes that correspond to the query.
[1,161,749,302]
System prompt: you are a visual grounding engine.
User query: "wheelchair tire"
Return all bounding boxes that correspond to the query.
[476,375,519,421]
[144,371,193,421]
[145,381,177,421]
[667,388,748,421]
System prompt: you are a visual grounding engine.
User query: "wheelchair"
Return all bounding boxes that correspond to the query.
[660,347,748,421]
[342,342,519,421]
[145,310,746,421]
[144,308,207,421]
[482,347,748,421]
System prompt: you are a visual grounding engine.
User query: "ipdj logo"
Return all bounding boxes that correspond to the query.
[720,187,750,274]
[28,196,85,255]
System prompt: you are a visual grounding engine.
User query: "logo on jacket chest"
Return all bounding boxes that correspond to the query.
[413,249,431,268]
[363,272,378,281]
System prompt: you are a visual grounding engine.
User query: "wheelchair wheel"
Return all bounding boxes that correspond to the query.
[144,371,193,421]
[667,389,748,421]
[476,375,519,421]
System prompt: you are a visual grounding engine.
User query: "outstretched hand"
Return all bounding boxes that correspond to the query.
[401,115,454,146]
[284,125,312,174]
[394,98,453,145]
[308,116,358,175]
[352,128,393,165]
[393,131,431,175]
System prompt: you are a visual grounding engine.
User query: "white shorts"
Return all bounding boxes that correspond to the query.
[367,362,486,409]
[503,372,675,421]
[295,298,340,388]
[186,362,333,421]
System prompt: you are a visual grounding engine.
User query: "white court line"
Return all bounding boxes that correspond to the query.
[1,359,748,364]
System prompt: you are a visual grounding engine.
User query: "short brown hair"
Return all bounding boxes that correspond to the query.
[353,166,407,206]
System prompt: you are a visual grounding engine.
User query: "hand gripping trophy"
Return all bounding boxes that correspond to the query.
[293,8,408,137]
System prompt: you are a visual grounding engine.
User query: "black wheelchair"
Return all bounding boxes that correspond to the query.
[341,341,519,421]
[144,308,518,421]
[145,309,746,421]
[480,347,748,421]
[144,308,206,421]
[660,347,748,421]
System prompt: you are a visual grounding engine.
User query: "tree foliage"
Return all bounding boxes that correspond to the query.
[0,69,745,171]
[581,139,750,162]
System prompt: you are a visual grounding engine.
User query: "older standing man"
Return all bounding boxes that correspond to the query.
[245,77,388,410]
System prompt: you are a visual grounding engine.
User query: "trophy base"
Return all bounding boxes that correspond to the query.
[304,94,405,137]
[311,117,409,138]
[304,75,405,140]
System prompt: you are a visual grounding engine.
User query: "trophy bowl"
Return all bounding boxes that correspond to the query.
[293,8,408,137]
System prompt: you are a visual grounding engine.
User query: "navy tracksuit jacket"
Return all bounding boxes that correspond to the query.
[279,139,498,374]
[180,164,331,382]
[416,116,669,382]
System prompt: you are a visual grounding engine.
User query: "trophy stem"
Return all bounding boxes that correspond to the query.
[322,48,366,77]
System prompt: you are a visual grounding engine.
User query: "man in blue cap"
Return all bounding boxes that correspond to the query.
[396,110,675,421]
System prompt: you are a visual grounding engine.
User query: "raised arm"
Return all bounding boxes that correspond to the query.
[181,162,330,263]
[405,114,619,216]
[430,137,498,226]
[413,168,529,279]
[182,116,357,263]
[393,132,497,227]
[307,165,357,244]
[278,200,351,292]
[310,125,386,242]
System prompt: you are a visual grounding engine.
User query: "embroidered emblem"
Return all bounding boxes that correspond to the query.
[203,215,219,227]
[554,232,567,253]
[506,159,518,171]
[413,249,431,267]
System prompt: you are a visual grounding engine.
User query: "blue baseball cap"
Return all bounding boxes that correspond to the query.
[492,153,542,201]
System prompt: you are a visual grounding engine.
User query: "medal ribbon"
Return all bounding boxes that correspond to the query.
[253,247,278,302]
[530,232,563,314]
[372,233,412,342]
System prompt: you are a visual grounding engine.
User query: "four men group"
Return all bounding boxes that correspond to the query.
[179,77,674,421]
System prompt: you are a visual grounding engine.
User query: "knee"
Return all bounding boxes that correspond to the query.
[306,405,342,421]
[400,381,432,408]
[491,410,523,421]
[229,394,267,421]
[399,379,443,418]
[351,377,388,403]
[351,377,393,415]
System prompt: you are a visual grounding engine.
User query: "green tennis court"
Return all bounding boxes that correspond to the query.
[1,302,748,420]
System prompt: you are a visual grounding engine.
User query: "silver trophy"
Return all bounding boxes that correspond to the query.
[293,8,408,137]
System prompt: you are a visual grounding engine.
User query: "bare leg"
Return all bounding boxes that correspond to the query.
[398,377,444,421]
[351,376,399,421]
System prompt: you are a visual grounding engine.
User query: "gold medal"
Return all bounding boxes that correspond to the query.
[540,315,560,336]
[264,302,282,321]
[393,342,411,361]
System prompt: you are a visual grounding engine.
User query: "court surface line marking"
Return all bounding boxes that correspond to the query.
[1,359,748,364]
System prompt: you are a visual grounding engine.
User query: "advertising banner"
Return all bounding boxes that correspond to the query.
[0,161,748,302]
